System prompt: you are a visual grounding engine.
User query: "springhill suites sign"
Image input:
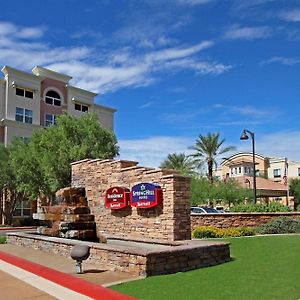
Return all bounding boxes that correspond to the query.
[131,183,162,208]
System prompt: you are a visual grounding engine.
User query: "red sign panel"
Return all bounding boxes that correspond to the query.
[130,183,162,208]
[105,187,130,210]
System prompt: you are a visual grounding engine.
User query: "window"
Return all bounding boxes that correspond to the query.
[16,87,33,99]
[45,113,56,127]
[13,200,31,217]
[238,167,241,173]
[244,167,248,174]
[74,103,88,112]
[45,90,61,106]
[298,168,300,176]
[15,107,32,124]
[273,168,281,178]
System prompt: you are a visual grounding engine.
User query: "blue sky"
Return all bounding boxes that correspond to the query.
[1,0,300,167]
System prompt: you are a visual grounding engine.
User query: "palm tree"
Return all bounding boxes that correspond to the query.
[160,153,196,176]
[189,132,236,182]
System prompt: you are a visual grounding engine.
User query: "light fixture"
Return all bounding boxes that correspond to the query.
[240,129,257,204]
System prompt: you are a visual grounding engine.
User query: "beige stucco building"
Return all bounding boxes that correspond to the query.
[0,66,116,145]
[215,152,300,206]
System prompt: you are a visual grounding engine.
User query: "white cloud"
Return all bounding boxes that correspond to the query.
[0,46,91,70]
[217,120,261,126]
[217,104,280,119]
[0,22,90,70]
[139,101,155,109]
[47,61,151,94]
[279,9,300,22]
[0,22,16,35]
[160,111,200,124]
[210,104,281,127]
[16,27,45,39]
[164,58,232,75]
[176,0,214,5]
[118,136,194,168]
[145,41,213,63]
[47,41,230,93]
[230,105,279,118]
[0,21,230,94]
[138,36,177,49]
[0,22,46,39]
[260,56,300,66]
[231,0,276,11]
[224,25,271,40]
[71,30,102,40]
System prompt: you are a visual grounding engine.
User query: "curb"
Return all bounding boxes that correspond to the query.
[0,251,137,300]
[0,227,36,231]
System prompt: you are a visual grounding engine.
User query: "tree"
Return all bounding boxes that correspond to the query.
[216,179,252,207]
[10,113,119,201]
[290,178,300,210]
[190,176,251,208]
[160,153,196,176]
[189,132,236,182]
[0,143,27,224]
[191,177,214,206]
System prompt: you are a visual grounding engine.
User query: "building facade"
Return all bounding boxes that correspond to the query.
[215,152,300,206]
[0,66,116,145]
[268,157,300,183]
[215,152,269,180]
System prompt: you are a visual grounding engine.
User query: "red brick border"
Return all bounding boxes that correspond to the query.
[0,251,137,300]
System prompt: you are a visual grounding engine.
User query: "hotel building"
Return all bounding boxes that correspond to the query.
[0,66,116,145]
[215,152,300,206]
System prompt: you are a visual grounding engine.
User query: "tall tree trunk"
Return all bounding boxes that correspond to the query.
[207,160,213,183]
[207,159,214,207]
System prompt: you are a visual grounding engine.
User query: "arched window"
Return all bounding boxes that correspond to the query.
[45,90,61,106]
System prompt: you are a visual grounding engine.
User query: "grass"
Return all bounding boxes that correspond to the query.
[0,236,6,244]
[111,235,300,300]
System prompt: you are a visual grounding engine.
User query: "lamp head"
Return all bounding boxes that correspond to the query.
[240,130,249,140]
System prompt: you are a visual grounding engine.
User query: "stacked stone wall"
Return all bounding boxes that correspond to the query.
[7,233,230,277]
[191,212,300,230]
[71,159,191,241]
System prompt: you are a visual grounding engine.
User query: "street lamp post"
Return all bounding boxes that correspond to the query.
[240,129,257,204]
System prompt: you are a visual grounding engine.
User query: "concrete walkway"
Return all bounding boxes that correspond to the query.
[0,269,56,299]
[0,243,139,300]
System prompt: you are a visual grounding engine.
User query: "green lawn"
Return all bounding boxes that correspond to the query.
[111,235,300,300]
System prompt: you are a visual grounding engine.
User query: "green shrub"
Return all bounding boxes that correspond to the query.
[297,205,300,212]
[192,226,220,238]
[192,226,255,238]
[235,227,256,236]
[257,217,300,234]
[0,236,6,244]
[230,202,291,213]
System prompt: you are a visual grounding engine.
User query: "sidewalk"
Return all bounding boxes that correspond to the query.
[0,243,139,300]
